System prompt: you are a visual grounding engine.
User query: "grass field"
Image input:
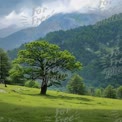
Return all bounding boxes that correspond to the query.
[0,85,122,122]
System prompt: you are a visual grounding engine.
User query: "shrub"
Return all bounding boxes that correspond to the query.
[87,87,95,96]
[95,89,102,97]
[116,86,122,99]
[104,85,116,98]
[25,80,39,88]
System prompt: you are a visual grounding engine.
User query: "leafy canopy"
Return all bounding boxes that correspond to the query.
[14,41,82,87]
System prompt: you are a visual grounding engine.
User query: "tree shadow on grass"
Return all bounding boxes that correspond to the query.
[11,87,93,102]
[10,86,92,102]
[21,91,93,102]
[45,94,93,102]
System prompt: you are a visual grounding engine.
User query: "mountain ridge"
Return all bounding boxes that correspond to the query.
[0,12,106,50]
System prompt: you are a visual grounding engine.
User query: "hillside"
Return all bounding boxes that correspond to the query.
[0,85,122,122]
[8,13,122,87]
[0,25,22,38]
[44,13,122,87]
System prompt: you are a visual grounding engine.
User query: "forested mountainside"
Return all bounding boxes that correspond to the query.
[8,13,122,87]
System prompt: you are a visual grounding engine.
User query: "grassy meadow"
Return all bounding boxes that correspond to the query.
[0,85,122,122]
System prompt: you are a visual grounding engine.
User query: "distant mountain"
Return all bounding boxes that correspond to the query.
[0,25,23,38]
[0,12,106,50]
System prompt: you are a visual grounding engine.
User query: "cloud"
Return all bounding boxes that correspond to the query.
[42,0,99,13]
[0,0,121,30]
[0,10,32,29]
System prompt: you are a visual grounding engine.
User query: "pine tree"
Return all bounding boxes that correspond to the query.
[0,48,11,87]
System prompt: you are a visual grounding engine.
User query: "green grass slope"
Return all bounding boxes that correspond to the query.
[0,85,122,122]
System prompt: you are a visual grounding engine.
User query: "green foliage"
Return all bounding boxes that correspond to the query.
[104,85,116,98]
[0,48,11,82]
[9,64,25,85]
[87,87,95,96]
[95,89,102,97]
[25,80,40,88]
[116,86,122,99]
[67,74,85,95]
[14,41,82,94]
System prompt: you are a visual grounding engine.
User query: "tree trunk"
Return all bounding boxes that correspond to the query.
[2,79,7,87]
[4,81,7,87]
[40,84,47,95]
[40,77,48,95]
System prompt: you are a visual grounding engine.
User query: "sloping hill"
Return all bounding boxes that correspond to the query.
[0,85,122,122]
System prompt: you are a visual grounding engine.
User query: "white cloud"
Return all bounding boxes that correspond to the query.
[0,0,121,30]
[0,10,32,29]
[42,0,99,13]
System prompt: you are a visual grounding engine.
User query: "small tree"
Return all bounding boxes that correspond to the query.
[116,86,122,99]
[14,41,82,95]
[67,74,85,95]
[0,48,11,87]
[95,89,102,97]
[104,85,116,98]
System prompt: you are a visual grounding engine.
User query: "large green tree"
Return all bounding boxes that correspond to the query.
[14,41,82,95]
[0,48,11,87]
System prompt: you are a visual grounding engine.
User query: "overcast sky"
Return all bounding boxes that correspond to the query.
[0,0,122,29]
